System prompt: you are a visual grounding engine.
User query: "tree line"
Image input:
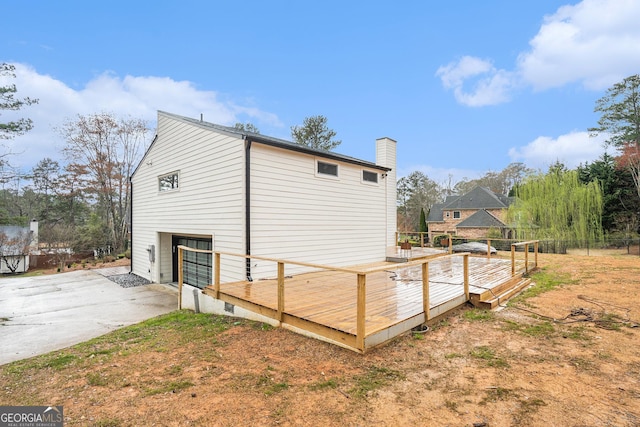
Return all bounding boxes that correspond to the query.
[1,62,639,266]
[398,74,640,240]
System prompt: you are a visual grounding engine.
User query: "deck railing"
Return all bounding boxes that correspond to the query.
[510,240,539,275]
[176,245,470,353]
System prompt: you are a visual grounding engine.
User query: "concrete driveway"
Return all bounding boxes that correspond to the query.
[0,268,177,365]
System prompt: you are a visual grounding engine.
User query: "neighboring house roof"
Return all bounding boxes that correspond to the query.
[0,225,29,240]
[426,203,445,222]
[134,111,391,177]
[456,209,506,228]
[442,186,512,210]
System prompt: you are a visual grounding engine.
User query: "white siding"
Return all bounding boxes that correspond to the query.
[249,144,387,278]
[131,113,246,283]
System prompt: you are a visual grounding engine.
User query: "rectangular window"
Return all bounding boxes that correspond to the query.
[362,170,378,183]
[159,172,179,192]
[317,161,338,177]
[453,211,461,219]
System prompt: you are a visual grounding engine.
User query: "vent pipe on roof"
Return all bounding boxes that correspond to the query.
[200,113,203,122]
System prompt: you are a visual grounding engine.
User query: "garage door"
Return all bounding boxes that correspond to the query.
[172,236,212,289]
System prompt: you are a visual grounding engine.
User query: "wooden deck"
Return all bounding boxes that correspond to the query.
[198,247,537,353]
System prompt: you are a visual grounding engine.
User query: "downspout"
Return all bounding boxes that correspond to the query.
[244,137,253,281]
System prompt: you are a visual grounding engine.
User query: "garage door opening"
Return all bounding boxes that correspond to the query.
[172,236,212,289]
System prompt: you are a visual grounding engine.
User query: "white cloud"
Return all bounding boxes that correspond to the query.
[508,131,608,169]
[438,0,640,105]
[1,63,281,171]
[518,0,640,91]
[435,56,515,107]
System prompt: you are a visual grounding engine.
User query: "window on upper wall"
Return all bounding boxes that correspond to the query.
[453,211,461,219]
[317,160,338,177]
[445,212,450,218]
[159,171,179,192]
[362,170,378,183]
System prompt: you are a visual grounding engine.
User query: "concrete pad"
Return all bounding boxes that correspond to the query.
[0,270,178,365]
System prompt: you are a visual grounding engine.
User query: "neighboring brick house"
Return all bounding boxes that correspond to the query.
[427,186,514,241]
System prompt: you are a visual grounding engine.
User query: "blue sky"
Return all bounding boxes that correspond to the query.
[2,0,640,184]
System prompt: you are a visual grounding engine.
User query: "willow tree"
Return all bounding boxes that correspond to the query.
[507,168,603,249]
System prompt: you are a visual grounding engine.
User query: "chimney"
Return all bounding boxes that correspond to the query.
[376,137,397,247]
[29,219,39,254]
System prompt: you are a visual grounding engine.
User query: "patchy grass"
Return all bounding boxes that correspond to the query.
[596,313,625,331]
[144,380,194,396]
[444,352,464,360]
[86,372,109,387]
[509,269,573,304]
[522,321,555,337]
[561,325,592,341]
[5,353,79,375]
[2,311,242,390]
[308,379,339,391]
[469,346,509,368]
[463,308,494,322]
[481,387,514,404]
[349,366,405,398]
[257,373,290,396]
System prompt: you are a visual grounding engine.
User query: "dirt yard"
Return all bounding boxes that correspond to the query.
[1,252,639,426]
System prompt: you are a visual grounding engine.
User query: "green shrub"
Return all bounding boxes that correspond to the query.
[433,235,449,247]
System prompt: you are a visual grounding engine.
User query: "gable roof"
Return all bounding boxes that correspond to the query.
[0,225,29,240]
[442,186,513,210]
[426,203,445,222]
[456,209,507,228]
[134,111,391,177]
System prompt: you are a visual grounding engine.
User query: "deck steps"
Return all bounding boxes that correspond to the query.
[470,277,532,309]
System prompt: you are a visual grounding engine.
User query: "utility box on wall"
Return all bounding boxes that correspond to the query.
[147,245,155,262]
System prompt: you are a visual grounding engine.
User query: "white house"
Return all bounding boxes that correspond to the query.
[130,111,396,292]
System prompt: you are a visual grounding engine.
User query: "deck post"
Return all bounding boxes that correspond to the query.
[448,234,453,254]
[525,244,530,273]
[487,239,491,260]
[214,252,221,298]
[534,240,539,269]
[356,273,366,352]
[178,246,184,309]
[277,262,285,322]
[422,262,430,321]
[463,254,469,301]
[511,244,516,276]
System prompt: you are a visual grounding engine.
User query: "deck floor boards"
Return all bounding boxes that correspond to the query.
[211,253,532,338]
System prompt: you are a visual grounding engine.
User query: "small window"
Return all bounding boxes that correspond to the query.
[362,170,378,183]
[453,211,461,219]
[317,161,338,177]
[159,172,179,192]
[445,212,450,218]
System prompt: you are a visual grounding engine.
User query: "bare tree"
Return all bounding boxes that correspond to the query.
[58,113,149,252]
[0,229,32,273]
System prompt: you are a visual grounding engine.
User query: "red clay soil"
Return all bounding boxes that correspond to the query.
[2,251,639,426]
